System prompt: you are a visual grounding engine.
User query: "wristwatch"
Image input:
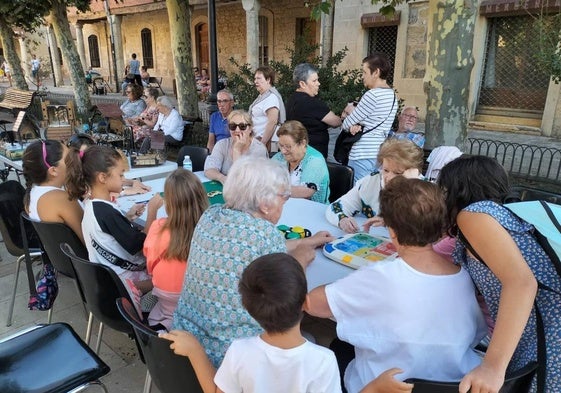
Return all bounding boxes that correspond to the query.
[305,182,317,191]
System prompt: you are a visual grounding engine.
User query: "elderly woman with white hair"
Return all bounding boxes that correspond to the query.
[286,63,341,158]
[154,96,184,145]
[172,157,333,367]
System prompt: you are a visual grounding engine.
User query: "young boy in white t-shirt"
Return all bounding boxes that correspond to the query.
[161,252,341,393]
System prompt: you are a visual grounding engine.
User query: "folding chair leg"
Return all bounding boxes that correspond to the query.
[73,280,89,319]
[95,321,104,354]
[85,311,94,345]
[6,254,24,326]
[67,381,109,393]
[143,370,152,393]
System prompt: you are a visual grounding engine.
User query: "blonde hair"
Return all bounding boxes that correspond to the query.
[160,169,209,260]
[276,120,308,145]
[377,138,424,171]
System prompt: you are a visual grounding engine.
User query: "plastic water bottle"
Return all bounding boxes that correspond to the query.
[183,155,193,172]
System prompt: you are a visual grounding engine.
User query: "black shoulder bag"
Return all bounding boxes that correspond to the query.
[333,94,396,166]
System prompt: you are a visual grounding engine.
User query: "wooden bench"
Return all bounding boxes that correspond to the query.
[0,88,37,116]
[148,77,165,95]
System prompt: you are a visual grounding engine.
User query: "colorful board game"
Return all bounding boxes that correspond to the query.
[323,232,397,269]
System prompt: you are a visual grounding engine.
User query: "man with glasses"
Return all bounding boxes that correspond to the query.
[387,106,425,148]
[207,90,234,152]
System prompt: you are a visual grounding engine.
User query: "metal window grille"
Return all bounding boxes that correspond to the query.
[367,26,397,85]
[87,35,100,68]
[141,28,154,69]
[259,16,269,65]
[477,15,552,117]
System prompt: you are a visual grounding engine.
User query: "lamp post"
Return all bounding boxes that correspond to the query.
[104,0,119,92]
[207,0,218,114]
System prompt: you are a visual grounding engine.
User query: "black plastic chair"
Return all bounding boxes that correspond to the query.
[327,162,354,203]
[60,242,138,354]
[0,181,43,327]
[0,322,110,393]
[176,145,209,171]
[405,361,538,393]
[116,297,204,393]
[27,216,93,338]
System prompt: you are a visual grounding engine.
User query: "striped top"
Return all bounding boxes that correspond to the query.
[342,88,397,161]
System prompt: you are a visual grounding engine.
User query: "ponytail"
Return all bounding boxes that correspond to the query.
[65,147,87,200]
[65,145,122,200]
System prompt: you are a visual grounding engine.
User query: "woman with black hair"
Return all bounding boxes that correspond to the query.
[438,155,561,393]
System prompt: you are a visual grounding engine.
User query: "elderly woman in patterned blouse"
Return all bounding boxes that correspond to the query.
[171,156,333,367]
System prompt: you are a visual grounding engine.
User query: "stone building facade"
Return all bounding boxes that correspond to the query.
[3,0,560,137]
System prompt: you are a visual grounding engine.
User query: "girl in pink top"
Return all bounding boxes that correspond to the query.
[143,169,209,330]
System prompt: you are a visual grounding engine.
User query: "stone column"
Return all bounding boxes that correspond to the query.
[75,22,87,71]
[242,0,260,70]
[47,25,64,86]
[18,36,29,77]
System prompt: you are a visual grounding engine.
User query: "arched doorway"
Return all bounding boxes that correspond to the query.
[196,23,209,70]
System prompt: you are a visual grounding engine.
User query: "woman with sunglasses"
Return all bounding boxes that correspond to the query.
[22,140,84,243]
[204,109,268,184]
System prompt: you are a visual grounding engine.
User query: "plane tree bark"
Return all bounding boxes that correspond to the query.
[0,16,28,90]
[166,0,199,117]
[48,0,91,116]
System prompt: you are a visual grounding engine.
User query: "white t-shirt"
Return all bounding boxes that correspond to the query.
[326,257,486,393]
[250,94,280,142]
[214,336,341,393]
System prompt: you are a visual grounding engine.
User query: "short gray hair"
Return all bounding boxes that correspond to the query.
[157,95,174,109]
[224,157,290,213]
[217,89,234,100]
[293,63,318,87]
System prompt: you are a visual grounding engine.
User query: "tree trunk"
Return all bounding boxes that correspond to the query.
[424,0,477,149]
[0,16,28,90]
[166,0,198,117]
[48,0,91,117]
[320,0,335,66]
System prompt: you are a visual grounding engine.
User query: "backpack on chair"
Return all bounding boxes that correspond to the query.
[505,201,561,274]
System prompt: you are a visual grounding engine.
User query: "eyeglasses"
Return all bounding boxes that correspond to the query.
[228,123,250,131]
[401,114,418,121]
[278,143,297,152]
[41,141,51,169]
[217,99,232,104]
[277,190,291,201]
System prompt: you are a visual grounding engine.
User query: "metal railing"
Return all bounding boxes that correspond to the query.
[468,138,561,193]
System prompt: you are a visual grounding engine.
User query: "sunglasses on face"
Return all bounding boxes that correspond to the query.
[228,123,250,131]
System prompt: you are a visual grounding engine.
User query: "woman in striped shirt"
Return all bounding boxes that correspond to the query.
[342,52,398,182]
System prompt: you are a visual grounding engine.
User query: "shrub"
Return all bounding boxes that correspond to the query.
[225,36,365,115]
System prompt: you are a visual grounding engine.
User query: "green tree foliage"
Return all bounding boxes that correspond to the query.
[226,36,364,114]
[0,1,52,90]
[533,11,561,83]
